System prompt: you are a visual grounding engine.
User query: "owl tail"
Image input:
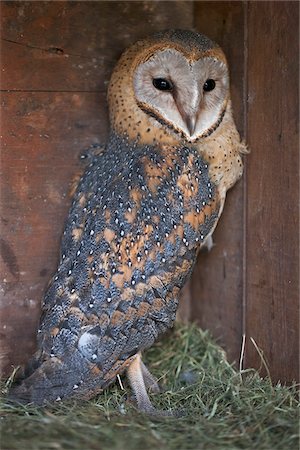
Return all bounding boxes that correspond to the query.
[8,351,104,406]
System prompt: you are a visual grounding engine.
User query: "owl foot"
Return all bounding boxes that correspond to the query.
[126,353,178,417]
[140,360,161,394]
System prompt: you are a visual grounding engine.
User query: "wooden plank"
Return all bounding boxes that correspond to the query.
[189,2,246,363]
[0,92,107,374]
[1,1,193,92]
[245,1,299,383]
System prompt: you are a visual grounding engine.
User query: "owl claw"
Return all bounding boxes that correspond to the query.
[139,405,183,419]
[140,361,161,394]
[127,353,179,417]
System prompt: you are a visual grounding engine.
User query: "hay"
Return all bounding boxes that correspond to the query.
[1,324,299,450]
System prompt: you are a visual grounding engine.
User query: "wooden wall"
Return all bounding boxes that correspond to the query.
[1,1,299,384]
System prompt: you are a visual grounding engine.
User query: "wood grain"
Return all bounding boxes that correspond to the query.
[190,1,246,363]
[1,1,193,92]
[245,1,299,383]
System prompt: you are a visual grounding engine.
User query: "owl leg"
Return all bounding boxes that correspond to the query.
[140,360,161,394]
[126,354,154,414]
[126,353,174,417]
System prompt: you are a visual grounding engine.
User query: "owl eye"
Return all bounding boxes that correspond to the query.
[203,79,216,92]
[153,78,173,91]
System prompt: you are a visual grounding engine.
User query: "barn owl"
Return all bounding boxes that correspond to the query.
[9,30,246,416]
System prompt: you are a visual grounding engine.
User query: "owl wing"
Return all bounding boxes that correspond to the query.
[40,136,221,386]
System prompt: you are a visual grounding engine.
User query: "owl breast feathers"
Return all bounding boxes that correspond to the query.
[9,29,245,415]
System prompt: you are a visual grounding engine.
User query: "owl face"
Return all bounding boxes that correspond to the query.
[108,30,230,144]
[133,48,229,141]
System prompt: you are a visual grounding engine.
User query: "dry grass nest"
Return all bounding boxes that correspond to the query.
[1,323,299,450]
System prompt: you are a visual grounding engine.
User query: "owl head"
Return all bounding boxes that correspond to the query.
[108,30,230,145]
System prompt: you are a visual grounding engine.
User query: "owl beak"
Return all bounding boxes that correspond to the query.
[185,114,197,137]
[173,94,198,138]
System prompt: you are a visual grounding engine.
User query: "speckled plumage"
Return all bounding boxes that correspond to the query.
[10,29,246,414]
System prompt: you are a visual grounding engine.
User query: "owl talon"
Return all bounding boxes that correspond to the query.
[127,354,175,417]
[141,361,161,394]
[140,405,182,419]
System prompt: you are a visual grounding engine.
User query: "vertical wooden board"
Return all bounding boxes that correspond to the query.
[189,2,245,363]
[245,2,299,382]
[1,1,193,91]
[0,92,107,374]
